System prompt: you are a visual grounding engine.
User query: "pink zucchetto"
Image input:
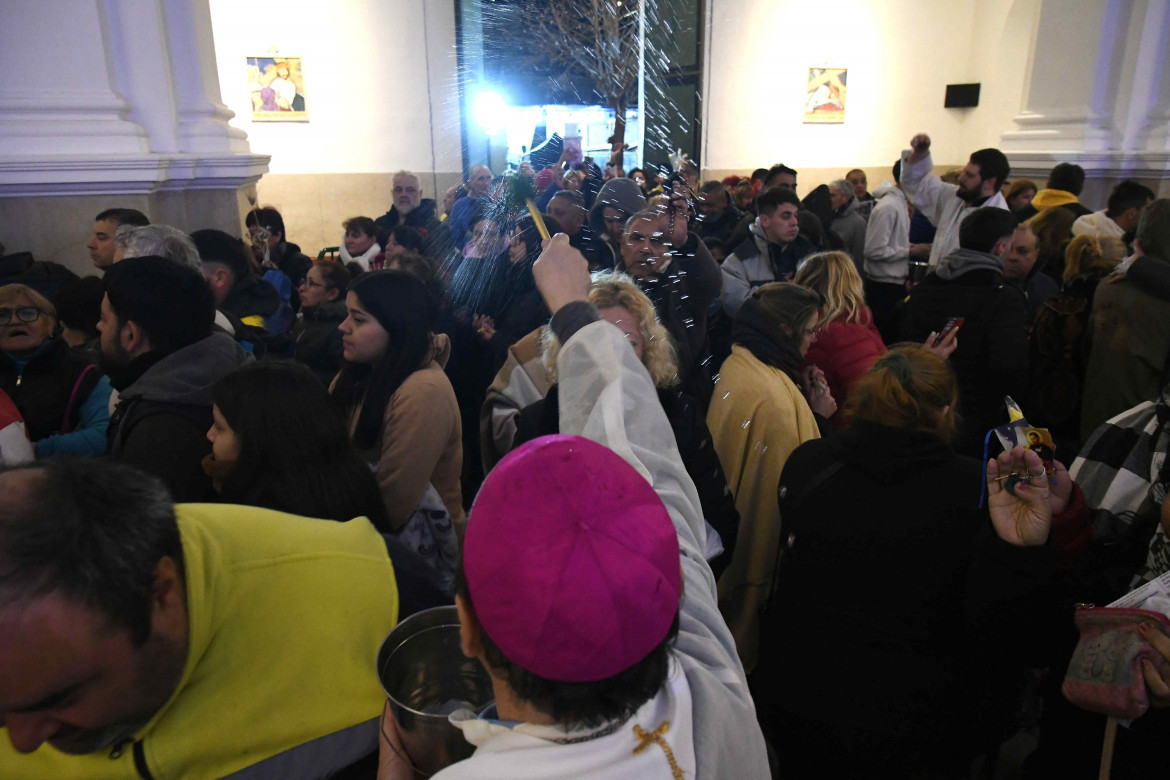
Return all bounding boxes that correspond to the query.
[463,434,682,682]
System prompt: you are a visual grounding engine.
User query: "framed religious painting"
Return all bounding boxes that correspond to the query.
[804,68,847,124]
[247,56,308,122]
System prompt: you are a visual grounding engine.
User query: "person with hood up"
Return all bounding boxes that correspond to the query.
[588,177,647,268]
[901,207,1029,457]
[706,282,833,672]
[100,256,253,502]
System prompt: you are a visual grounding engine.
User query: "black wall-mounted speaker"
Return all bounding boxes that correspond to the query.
[945,83,981,108]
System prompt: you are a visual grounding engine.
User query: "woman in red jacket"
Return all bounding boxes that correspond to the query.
[795,251,887,429]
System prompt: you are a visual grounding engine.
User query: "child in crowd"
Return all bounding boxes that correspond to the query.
[203,361,391,530]
[340,216,381,271]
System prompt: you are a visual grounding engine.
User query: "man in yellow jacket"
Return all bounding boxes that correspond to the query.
[0,457,399,779]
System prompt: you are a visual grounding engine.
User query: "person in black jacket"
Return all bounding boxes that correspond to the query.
[901,206,1029,456]
[100,257,252,502]
[618,198,723,409]
[290,261,349,386]
[755,345,1072,778]
[373,171,454,261]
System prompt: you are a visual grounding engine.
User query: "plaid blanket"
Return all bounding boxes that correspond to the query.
[1070,387,1170,584]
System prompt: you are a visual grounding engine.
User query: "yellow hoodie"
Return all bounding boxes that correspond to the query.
[0,504,398,779]
[1030,188,1081,211]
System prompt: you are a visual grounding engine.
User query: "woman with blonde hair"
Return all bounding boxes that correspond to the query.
[755,345,1072,777]
[514,272,741,577]
[794,250,887,428]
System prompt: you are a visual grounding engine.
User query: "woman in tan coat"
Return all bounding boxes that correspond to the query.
[707,282,833,672]
[332,270,463,584]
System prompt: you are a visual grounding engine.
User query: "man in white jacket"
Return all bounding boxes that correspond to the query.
[899,133,1010,268]
[378,234,770,779]
[1071,180,1155,240]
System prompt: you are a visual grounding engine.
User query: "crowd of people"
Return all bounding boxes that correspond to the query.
[0,131,1169,779]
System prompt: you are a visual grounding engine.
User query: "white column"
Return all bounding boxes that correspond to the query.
[161,0,251,155]
[1001,0,1169,197]
[0,0,266,197]
[0,0,150,157]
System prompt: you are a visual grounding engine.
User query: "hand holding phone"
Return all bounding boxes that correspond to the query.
[933,317,964,347]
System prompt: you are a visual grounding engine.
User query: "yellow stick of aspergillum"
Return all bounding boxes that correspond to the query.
[526,199,550,240]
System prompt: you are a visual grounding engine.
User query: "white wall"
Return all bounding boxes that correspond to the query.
[702,0,1038,175]
[207,0,462,186]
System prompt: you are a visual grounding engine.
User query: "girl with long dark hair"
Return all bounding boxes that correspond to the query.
[204,360,390,529]
[332,270,463,568]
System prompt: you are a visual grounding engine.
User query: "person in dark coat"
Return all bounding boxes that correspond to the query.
[695,180,744,245]
[0,283,110,456]
[100,257,252,502]
[373,171,454,261]
[290,261,349,387]
[755,345,1075,779]
[901,207,1029,456]
[618,201,723,409]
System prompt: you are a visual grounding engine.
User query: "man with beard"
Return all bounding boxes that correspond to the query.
[98,257,251,502]
[0,457,399,778]
[373,170,451,259]
[899,133,1010,268]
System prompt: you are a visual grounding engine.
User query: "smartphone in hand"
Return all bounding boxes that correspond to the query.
[933,317,964,347]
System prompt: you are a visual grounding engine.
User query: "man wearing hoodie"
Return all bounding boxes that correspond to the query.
[588,177,647,268]
[191,229,282,351]
[827,179,868,273]
[721,187,815,316]
[901,207,1028,456]
[1081,199,1170,440]
[373,170,451,259]
[900,133,1010,268]
[99,257,252,502]
[863,160,925,342]
[1014,163,1093,221]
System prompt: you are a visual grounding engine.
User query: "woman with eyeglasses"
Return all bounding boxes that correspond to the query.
[290,261,350,386]
[0,283,112,456]
[705,281,834,673]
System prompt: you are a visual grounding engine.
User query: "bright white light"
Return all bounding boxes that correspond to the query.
[474,90,508,135]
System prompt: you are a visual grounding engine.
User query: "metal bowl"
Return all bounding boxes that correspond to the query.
[376,606,495,776]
